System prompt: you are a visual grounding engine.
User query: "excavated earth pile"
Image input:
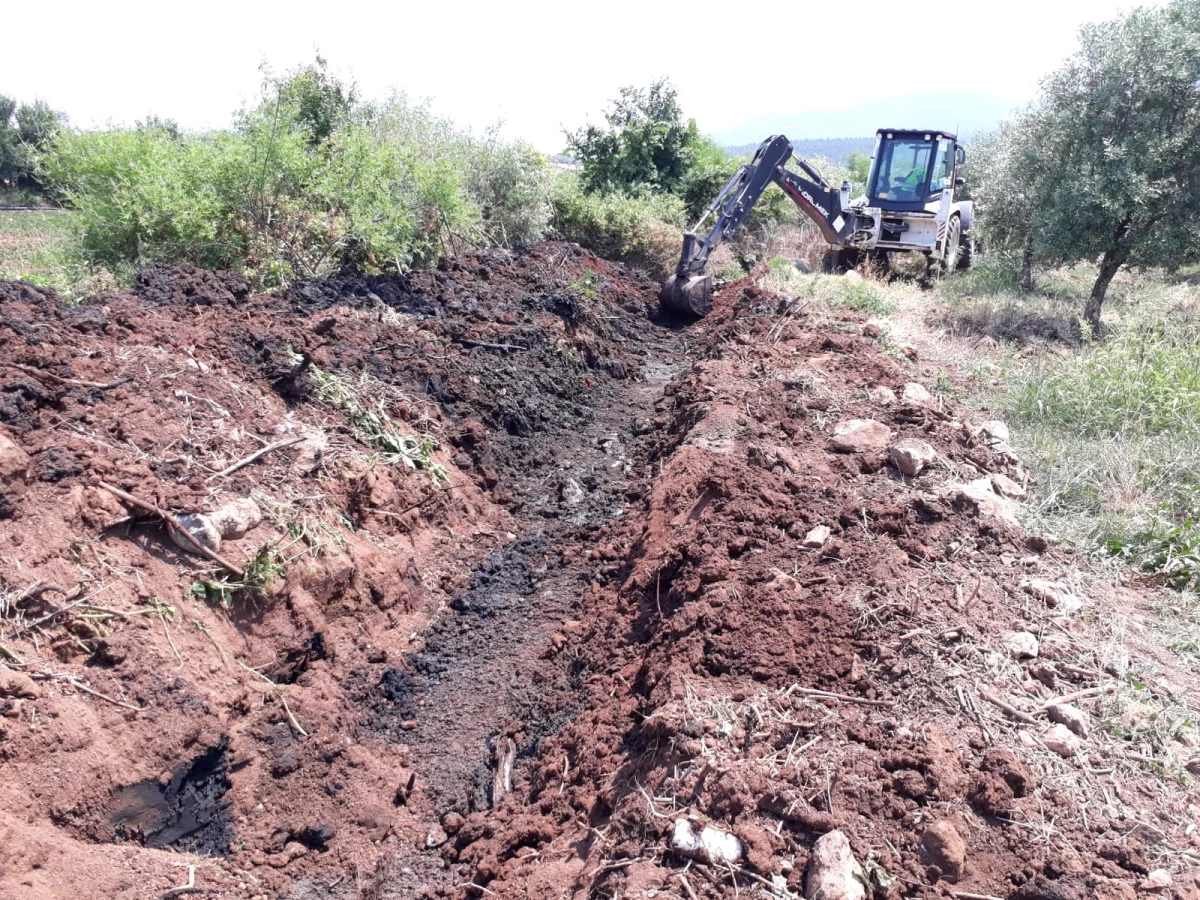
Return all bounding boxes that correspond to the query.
[0,247,1198,900]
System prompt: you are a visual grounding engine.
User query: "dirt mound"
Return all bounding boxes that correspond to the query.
[0,251,1196,899]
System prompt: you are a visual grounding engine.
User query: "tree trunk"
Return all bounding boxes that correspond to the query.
[1085,247,1126,336]
[1085,216,1134,337]
[1019,237,1034,292]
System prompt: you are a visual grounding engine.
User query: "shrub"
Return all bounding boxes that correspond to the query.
[549,173,684,279]
[40,68,553,286]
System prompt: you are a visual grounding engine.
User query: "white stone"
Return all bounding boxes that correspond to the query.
[671,818,743,866]
[802,525,831,549]
[1001,631,1039,660]
[867,386,896,405]
[980,420,1011,444]
[1020,579,1082,612]
[1041,723,1083,757]
[171,513,223,552]
[830,419,892,453]
[1141,869,1172,890]
[1047,703,1089,738]
[843,270,863,282]
[804,830,865,900]
[560,478,586,506]
[208,498,263,539]
[949,478,1019,525]
[902,383,933,404]
[889,438,937,477]
[991,472,1027,500]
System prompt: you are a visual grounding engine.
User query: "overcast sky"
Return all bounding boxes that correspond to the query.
[1,0,1151,151]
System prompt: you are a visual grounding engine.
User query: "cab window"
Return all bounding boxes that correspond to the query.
[927,141,952,197]
[874,138,933,202]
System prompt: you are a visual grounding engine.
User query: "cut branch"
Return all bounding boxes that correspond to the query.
[786,685,895,708]
[3,362,131,391]
[208,434,305,480]
[980,689,1039,725]
[97,481,243,577]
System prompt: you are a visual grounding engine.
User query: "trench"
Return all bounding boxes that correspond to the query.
[361,323,688,818]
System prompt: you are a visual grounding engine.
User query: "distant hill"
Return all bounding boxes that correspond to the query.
[712,91,1016,149]
[723,137,876,166]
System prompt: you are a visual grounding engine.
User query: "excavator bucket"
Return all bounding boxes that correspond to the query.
[660,274,713,318]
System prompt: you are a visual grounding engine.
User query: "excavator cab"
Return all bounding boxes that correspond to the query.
[867,130,959,213]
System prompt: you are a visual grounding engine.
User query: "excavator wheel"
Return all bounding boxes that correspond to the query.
[660,274,713,318]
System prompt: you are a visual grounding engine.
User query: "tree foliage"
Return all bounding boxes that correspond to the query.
[566,79,703,195]
[0,95,63,195]
[974,0,1200,328]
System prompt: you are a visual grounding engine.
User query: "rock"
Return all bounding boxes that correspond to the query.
[670,818,743,866]
[830,419,892,453]
[862,323,882,338]
[292,430,328,475]
[843,270,862,282]
[560,478,586,506]
[902,382,933,405]
[0,426,30,487]
[867,386,896,405]
[889,438,937,477]
[804,830,865,900]
[1041,723,1083,757]
[802,525,831,549]
[1047,703,1089,738]
[1019,578,1082,612]
[208,498,263,540]
[980,420,1011,444]
[949,477,1019,525]
[991,472,1027,500]
[1185,758,1200,777]
[1000,631,1039,659]
[424,825,448,849]
[1141,869,1172,890]
[919,820,966,883]
[170,512,223,552]
[0,670,39,699]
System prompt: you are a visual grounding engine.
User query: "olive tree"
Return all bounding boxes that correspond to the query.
[978,0,1200,330]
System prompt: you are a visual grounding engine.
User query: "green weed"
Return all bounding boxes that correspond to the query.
[301,355,450,486]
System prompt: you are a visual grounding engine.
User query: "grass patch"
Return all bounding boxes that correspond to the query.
[761,258,896,316]
[0,209,82,289]
[1006,303,1200,581]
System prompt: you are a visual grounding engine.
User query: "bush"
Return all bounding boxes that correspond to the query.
[549,173,684,279]
[40,69,552,286]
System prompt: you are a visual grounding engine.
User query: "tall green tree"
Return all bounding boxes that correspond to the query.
[0,95,63,194]
[566,79,703,195]
[980,0,1200,330]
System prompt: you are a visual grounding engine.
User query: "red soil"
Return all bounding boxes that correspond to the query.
[0,248,1196,900]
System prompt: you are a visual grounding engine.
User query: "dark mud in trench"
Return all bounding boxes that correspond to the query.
[359,327,689,816]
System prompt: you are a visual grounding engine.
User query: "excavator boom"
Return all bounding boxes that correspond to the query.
[661,134,860,316]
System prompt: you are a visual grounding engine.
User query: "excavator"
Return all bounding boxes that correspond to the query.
[661,128,975,316]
